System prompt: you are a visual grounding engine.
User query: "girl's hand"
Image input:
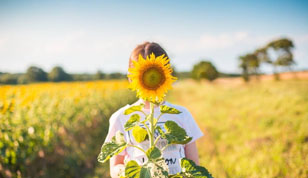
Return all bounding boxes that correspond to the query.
[110,155,125,178]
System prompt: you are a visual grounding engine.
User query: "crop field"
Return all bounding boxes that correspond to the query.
[1,79,307,178]
[0,81,136,178]
[167,79,308,178]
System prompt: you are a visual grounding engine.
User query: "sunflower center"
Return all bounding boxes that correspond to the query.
[141,67,166,90]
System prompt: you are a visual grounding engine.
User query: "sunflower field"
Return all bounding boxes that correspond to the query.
[0,81,136,178]
[1,79,308,178]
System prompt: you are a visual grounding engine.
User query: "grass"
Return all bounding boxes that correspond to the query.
[167,79,308,178]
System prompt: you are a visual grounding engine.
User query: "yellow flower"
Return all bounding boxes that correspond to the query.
[127,53,177,103]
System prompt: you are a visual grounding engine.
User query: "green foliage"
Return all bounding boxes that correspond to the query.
[48,66,72,82]
[0,73,19,84]
[238,38,296,81]
[125,160,142,178]
[124,114,141,131]
[180,158,213,178]
[132,125,148,143]
[0,82,136,178]
[26,66,48,82]
[160,105,182,114]
[267,38,294,51]
[124,103,145,115]
[17,74,28,84]
[238,53,260,82]
[146,146,162,160]
[168,79,308,178]
[108,72,127,79]
[97,131,127,163]
[99,98,212,178]
[169,158,213,178]
[125,159,169,178]
[145,159,169,178]
[139,167,152,178]
[95,70,106,80]
[192,61,219,81]
[157,121,192,144]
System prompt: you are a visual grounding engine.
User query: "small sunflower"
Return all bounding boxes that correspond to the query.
[128,53,177,103]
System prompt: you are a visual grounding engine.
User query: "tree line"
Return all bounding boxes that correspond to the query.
[239,37,295,81]
[0,66,127,85]
[0,37,297,84]
[0,64,221,85]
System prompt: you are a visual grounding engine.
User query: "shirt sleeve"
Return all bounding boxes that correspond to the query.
[182,108,204,145]
[104,111,127,156]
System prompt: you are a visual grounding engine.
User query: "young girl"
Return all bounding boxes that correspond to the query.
[104,42,204,178]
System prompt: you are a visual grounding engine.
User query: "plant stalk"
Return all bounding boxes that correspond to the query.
[149,102,155,147]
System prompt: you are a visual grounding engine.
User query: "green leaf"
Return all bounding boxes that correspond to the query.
[125,160,169,178]
[140,167,151,178]
[132,125,148,143]
[124,103,145,115]
[180,158,214,178]
[146,146,161,160]
[160,105,182,114]
[125,160,141,178]
[146,159,169,178]
[157,121,192,145]
[124,114,141,131]
[97,131,127,163]
[168,175,183,178]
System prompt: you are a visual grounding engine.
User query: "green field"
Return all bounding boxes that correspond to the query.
[1,79,307,178]
[167,79,308,178]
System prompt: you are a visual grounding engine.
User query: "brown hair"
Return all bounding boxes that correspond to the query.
[129,42,169,69]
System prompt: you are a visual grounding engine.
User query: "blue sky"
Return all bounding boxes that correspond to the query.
[0,0,307,73]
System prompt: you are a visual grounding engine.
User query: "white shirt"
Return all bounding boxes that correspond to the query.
[104,99,204,175]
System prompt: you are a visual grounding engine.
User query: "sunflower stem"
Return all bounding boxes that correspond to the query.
[149,102,155,148]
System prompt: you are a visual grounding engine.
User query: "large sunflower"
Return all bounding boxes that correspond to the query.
[128,53,177,103]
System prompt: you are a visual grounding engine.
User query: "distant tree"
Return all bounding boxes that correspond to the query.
[26,66,48,82]
[239,53,260,82]
[48,66,72,82]
[0,73,18,84]
[192,61,219,81]
[176,71,191,80]
[72,73,96,81]
[17,75,28,84]
[239,56,250,82]
[266,38,295,80]
[254,47,271,64]
[108,72,125,80]
[95,70,106,80]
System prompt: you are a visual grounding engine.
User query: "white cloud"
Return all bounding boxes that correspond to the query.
[199,31,249,49]
[0,29,308,73]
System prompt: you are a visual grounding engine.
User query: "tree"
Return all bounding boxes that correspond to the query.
[239,55,250,82]
[239,53,260,82]
[266,38,295,80]
[26,66,48,82]
[108,72,125,79]
[192,61,219,81]
[95,70,106,80]
[254,47,271,64]
[17,75,28,84]
[0,73,18,84]
[48,66,72,82]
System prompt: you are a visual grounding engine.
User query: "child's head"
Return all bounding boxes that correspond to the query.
[128,42,169,69]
